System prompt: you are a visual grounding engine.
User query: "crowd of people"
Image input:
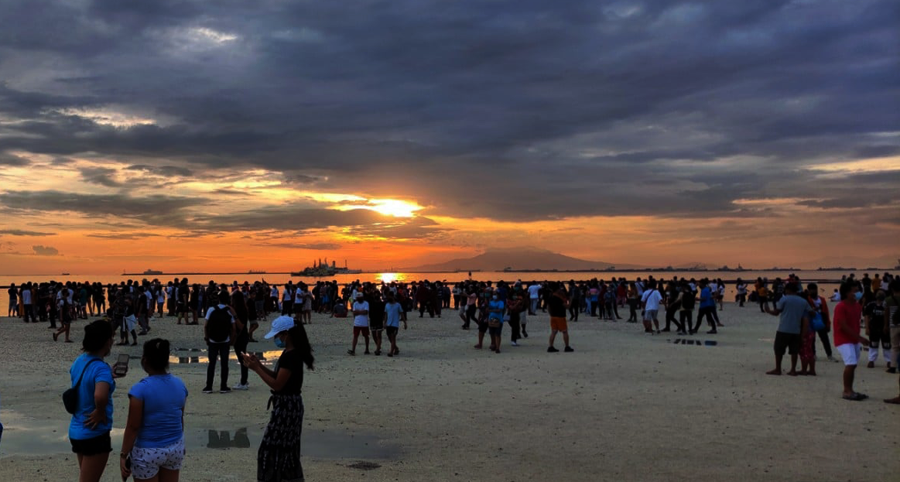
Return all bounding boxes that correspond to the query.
[3,270,900,481]
[760,272,900,404]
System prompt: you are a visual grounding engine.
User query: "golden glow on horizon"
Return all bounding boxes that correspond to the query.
[807,156,900,173]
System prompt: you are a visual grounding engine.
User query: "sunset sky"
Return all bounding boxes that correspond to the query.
[1,1,898,274]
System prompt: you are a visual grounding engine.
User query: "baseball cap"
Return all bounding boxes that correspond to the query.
[264,315,296,339]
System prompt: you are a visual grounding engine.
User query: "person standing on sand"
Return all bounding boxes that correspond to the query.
[864,291,891,370]
[367,289,386,356]
[487,289,505,353]
[696,279,718,335]
[243,317,314,482]
[736,279,747,307]
[640,281,663,334]
[756,278,769,313]
[22,282,33,323]
[547,283,574,353]
[119,339,187,482]
[883,280,900,403]
[7,283,18,317]
[53,293,74,343]
[507,292,523,347]
[764,282,811,376]
[833,283,869,401]
[348,292,370,355]
[528,282,540,315]
[230,285,251,391]
[384,292,407,357]
[68,320,120,482]
[203,292,237,394]
[805,283,836,362]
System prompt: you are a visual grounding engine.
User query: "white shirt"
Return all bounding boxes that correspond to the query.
[641,289,663,311]
[830,292,841,302]
[528,285,540,299]
[352,300,370,327]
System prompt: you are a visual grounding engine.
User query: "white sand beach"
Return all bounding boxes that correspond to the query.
[1,304,898,481]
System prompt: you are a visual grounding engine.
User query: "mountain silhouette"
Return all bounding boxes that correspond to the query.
[408,247,642,271]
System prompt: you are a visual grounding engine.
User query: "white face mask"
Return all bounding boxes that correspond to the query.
[492,295,499,300]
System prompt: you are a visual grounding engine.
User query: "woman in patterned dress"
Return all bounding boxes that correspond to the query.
[243,316,315,482]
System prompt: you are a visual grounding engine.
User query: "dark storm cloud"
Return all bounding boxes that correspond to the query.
[32,245,59,256]
[0,190,207,225]
[80,166,122,187]
[86,233,162,240]
[262,242,343,251]
[126,164,194,177]
[0,152,30,166]
[0,229,56,236]
[0,0,897,221]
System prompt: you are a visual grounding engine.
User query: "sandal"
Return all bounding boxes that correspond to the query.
[347,350,355,356]
[842,392,867,401]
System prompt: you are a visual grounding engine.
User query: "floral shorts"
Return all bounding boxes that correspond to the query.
[131,437,184,480]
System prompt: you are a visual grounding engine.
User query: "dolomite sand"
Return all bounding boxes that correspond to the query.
[1,304,898,481]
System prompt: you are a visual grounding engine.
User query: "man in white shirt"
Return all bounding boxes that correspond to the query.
[21,284,33,323]
[348,293,370,355]
[641,280,664,334]
[527,283,541,315]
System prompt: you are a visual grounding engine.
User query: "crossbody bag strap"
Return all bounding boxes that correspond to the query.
[72,358,101,389]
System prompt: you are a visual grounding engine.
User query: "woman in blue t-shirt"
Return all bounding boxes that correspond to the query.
[120,338,188,482]
[69,320,118,482]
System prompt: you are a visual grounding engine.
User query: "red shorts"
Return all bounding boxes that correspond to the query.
[353,326,370,337]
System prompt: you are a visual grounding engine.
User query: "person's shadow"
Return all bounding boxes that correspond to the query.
[207,428,250,448]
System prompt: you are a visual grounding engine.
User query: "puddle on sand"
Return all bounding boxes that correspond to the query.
[168,350,282,365]
[199,427,397,459]
[0,411,397,461]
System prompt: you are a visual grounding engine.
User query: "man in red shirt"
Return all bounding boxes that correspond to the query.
[833,283,869,401]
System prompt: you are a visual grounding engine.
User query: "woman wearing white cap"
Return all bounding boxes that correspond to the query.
[243,315,314,482]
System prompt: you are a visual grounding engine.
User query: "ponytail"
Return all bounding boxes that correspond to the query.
[287,324,314,370]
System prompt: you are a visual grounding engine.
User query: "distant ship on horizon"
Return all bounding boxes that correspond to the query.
[143,269,163,275]
[291,259,361,277]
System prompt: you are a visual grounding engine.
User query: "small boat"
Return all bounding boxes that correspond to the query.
[61,272,71,276]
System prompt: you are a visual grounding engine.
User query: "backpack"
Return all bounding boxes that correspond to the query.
[207,306,232,341]
[681,292,696,310]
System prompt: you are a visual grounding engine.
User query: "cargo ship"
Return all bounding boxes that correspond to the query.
[291,259,361,277]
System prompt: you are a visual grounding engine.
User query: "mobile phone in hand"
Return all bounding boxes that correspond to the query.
[114,354,130,377]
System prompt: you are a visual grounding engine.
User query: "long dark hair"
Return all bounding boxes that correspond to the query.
[287,323,314,370]
[143,338,170,371]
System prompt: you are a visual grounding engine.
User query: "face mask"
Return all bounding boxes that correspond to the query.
[493,295,499,300]
[274,336,286,348]
[854,292,862,301]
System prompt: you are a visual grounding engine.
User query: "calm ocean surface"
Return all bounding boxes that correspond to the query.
[0,270,889,299]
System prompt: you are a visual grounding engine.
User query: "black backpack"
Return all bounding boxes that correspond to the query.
[682,292,696,310]
[207,306,232,341]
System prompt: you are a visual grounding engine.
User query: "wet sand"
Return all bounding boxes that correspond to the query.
[1,305,898,481]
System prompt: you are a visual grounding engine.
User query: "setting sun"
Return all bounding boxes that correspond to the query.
[334,198,423,218]
[368,199,422,217]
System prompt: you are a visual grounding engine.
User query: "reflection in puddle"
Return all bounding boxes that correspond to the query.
[200,427,396,459]
[1,411,398,461]
[168,351,282,365]
[207,428,251,448]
